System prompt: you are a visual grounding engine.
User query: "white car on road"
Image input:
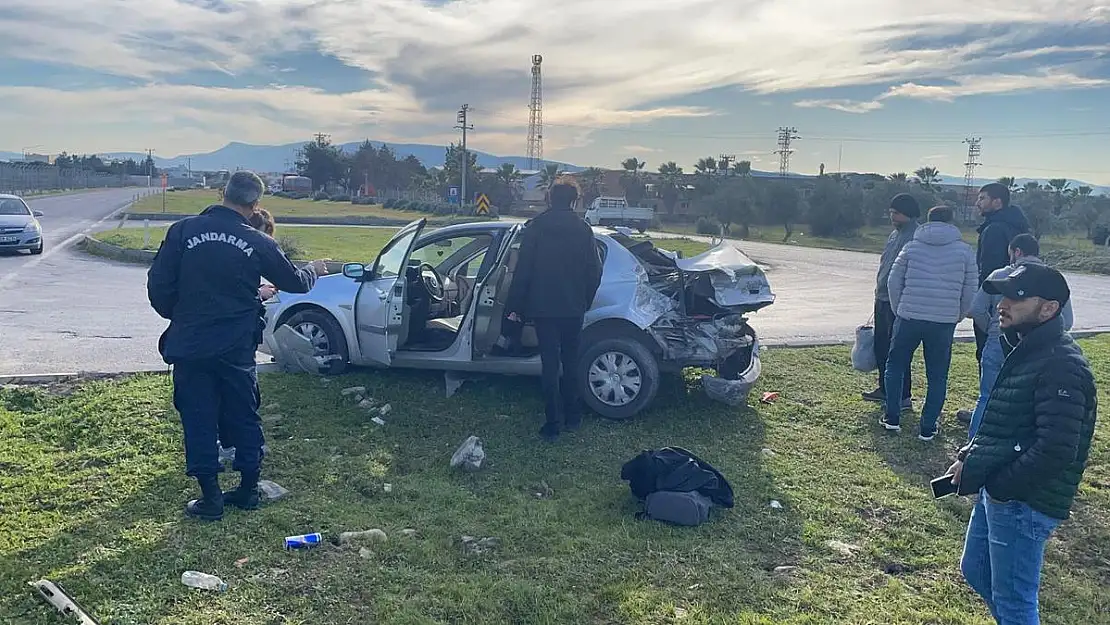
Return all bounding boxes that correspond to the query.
[0,194,45,255]
[261,219,775,419]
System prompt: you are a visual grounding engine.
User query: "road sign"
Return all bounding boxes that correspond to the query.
[475,193,490,215]
[448,186,460,204]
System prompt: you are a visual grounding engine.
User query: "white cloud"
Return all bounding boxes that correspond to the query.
[795,99,885,114]
[622,145,663,154]
[0,0,1108,154]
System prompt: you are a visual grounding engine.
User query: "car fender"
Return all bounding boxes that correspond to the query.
[265,275,366,364]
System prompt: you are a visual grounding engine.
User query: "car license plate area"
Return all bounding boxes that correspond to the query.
[0,235,20,244]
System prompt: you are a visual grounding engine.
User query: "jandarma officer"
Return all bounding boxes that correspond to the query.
[147,170,329,521]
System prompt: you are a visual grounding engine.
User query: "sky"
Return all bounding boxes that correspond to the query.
[1,0,1109,184]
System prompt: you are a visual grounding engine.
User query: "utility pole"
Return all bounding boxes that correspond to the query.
[718,153,736,175]
[146,148,154,187]
[455,104,474,205]
[963,136,982,221]
[774,127,800,177]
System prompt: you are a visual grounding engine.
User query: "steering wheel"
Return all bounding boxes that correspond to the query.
[418,262,446,302]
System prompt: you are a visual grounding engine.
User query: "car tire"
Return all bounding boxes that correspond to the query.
[578,335,660,420]
[30,242,43,255]
[284,309,349,375]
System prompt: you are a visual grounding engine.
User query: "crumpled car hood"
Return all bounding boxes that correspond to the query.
[672,243,775,309]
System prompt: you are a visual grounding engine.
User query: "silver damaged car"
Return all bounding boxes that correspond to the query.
[261,218,775,419]
[0,194,45,255]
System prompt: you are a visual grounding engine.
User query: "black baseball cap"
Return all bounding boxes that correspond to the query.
[984,263,1070,306]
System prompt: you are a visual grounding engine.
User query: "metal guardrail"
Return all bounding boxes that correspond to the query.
[0,161,137,195]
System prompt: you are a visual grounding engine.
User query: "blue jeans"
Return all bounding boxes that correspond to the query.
[884,317,956,433]
[961,489,1061,624]
[969,336,1004,440]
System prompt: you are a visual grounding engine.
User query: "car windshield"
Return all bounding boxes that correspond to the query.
[0,199,30,216]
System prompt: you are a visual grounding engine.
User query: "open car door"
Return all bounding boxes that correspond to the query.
[354,218,427,366]
[471,223,523,356]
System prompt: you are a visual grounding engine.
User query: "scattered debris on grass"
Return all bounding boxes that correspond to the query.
[531,481,554,499]
[28,579,101,624]
[769,500,783,509]
[371,416,386,426]
[461,536,501,555]
[760,391,780,404]
[258,480,290,501]
[761,448,776,458]
[451,436,485,472]
[400,529,418,538]
[338,529,388,546]
[826,540,860,557]
[342,386,367,397]
[379,404,392,417]
[772,566,798,576]
[234,558,250,568]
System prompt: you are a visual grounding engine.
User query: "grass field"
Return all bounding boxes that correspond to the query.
[2,338,1107,624]
[94,225,713,264]
[659,223,1110,275]
[129,189,441,223]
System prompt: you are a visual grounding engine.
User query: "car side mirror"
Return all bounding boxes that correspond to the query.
[32,210,44,218]
[342,262,366,280]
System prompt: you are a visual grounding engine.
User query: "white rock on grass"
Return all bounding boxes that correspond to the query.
[341,386,367,396]
[339,529,388,545]
[258,480,290,501]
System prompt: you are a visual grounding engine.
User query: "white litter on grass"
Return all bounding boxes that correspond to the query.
[258,480,290,501]
[371,416,386,426]
[769,500,783,509]
[451,436,485,472]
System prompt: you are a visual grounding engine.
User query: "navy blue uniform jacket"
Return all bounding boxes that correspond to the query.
[147,205,318,363]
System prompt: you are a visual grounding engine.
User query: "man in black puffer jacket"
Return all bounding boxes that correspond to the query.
[947,263,1097,624]
[507,181,603,442]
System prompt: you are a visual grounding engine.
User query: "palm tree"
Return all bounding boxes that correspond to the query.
[694,157,718,176]
[493,163,524,207]
[888,172,908,183]
[1046,178,1072,215]
[538,163,562,191]
[732,160,752,176]
[1023,181,1041,193]
[620,158,647,205]
[657,161,684,214]
[578,167,605,207]
[914,166,941,191]
[997,176,1017,192]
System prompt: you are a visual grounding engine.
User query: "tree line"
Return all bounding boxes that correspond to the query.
[49,152,159,176]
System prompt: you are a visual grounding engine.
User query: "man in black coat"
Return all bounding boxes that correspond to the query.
[147,171,329,521]
[948,263,1097,623]
[506,181,603,442]
[973,183,1030,360]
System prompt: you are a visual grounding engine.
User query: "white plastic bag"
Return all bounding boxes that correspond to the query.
[851,323,877,372]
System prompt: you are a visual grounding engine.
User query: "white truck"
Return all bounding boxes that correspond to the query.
[583,196,655,233]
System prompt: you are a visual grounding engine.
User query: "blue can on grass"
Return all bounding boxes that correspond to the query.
[284,533,323,550]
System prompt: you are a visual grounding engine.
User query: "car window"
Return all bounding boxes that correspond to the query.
[410,234,494,277]
[374,229,421,280]
[0,199,30,216]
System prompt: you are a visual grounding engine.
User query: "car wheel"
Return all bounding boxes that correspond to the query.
[284,309,349,375]
[30,242,43,255]
[578,335,660,420]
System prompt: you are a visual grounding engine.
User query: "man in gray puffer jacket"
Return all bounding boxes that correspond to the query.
[883,205,978,440]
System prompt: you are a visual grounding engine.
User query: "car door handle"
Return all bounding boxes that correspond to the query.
[378,292,388,301]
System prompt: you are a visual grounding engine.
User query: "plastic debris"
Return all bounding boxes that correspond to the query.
[383,483,393,493]
[342,386,367,396]
[702,374,757,407]
[379,404,392,417]
[28,580,101,624]
[371,416,386,426]
[451,436,486,472]
[181,571,227,592]
[760,391,780,404]
[338,529,388,545]
[461,535,501,555]
[769,500,783,509]
[258,480,290,501]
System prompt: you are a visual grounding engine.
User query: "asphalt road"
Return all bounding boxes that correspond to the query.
[0,188,168,375]
[2,205,1109,375]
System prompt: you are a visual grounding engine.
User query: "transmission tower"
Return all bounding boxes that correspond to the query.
[718,153,736,175]
[456,104,474,205]
[963,136,982,218]
[526,55,544,171]
[774,127,800,177]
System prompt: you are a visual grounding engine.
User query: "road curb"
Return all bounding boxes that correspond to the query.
[0,369,169,385]
[78,234,157,264]
[124,212,422,228]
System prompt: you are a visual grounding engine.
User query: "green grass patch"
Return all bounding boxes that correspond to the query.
[3,338,1108,624]
[129,189,439,222]
[93,226,711,265]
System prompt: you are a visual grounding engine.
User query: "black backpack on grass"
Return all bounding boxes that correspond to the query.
[620,447,734,526]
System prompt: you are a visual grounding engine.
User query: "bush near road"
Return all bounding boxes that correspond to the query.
[94,225,713,265]
[1,339,1108,624]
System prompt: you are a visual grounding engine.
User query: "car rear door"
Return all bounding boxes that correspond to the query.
[354,218,426,365]
[470,223,523,356]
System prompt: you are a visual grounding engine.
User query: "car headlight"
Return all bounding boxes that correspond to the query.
[24,221,40,232]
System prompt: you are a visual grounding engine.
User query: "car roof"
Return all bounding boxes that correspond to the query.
[422,220,515,238]
[0,194,23,200]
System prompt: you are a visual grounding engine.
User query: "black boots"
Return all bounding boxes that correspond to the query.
[223,470,261,511]
[185,474,224,521]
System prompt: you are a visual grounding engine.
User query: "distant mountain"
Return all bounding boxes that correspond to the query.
[0,152,21,161]
[934,174,1110,198]
[93,141,585,175]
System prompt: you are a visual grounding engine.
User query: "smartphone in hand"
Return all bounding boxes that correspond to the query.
[930,474,958,499]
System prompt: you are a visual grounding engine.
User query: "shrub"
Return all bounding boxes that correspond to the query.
[313,191,330,201]
[649,216,662,230]
[395,199,410,210]
[329,193,351,203]
[434,203,457,216]
[277,235,303,258]
[272,191,290,199]
[383,198,397,209]
[696,216,722,235]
